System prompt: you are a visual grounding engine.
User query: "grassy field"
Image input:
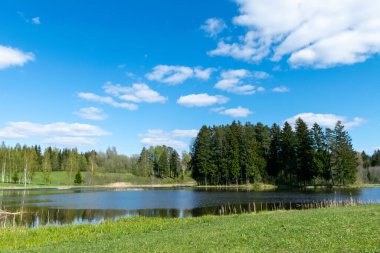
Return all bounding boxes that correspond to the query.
[0,171,196,188]
[0,205,379,252]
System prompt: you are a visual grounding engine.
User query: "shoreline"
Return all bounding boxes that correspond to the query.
[0,182,379,191]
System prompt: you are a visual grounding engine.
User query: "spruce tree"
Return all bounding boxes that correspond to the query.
[228,122,241,184]
[268,124,282,180]
[330,121,358,185]
[311,123,331,183]
[280,122,296,184]
[169,150,181,178]
[191,126,212,185]
[158,147,170,178]
[295,118,314,185]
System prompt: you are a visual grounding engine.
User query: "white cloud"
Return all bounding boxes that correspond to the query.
[171,129,199,138]
[257,86,265,92]
[210,107,226,113]
[75,107,107,121]
[103,82,167,103]
[201,18,227,37]
[145,65,215,85]
[285,113,365,129]
[139,129,198,149]
[0,122,109,147]
[31,17,41,25]
[220,106,252,118]
[0,45,34,69]
[177,93,228,107]
[210,0,380,68]
[78,92,138,110]
[272,86,289,93]
[194,67,215,80]
[215,69,269,95]
[209,31,271,62]
[43,137,97,147]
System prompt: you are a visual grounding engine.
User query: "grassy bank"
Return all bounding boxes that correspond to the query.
[0,171,196,189]
[1,205,379,252]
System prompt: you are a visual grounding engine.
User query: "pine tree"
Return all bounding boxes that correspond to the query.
[210,126,229,185]
[169,150,181,178]
[295,118,314,185]
[191,126,212,185]
[330,121,358,185]
[228,122,241,184]
[137,147,153,177]
[311,123,331,184]
[268,124,282,180]
[158,147,169,178]
[280,122,296,184]
[74,170,82,184]
[243,123,264,183]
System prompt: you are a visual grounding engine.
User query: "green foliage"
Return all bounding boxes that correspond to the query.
[157,147,170,178]
[280,122,296,184]
[329,121,358,185]
[137,147,152,177]
[74,171,82,184]
[169,150,181,178]
[1,205,379,252]
[191,120,359,186]
[42,148,52,184]
[295,118,315,185]
[268,124,282,178]
[371,150,380,166]
[191,125,213,185]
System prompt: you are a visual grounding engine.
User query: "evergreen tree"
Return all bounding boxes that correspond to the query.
[169,150,181,178]
[268,124,282,180]
[330,121,358,185]
[295,118,315,185]
[311,123,331,183]
[371,150,380,166]
[158,147,169,178]
[228,122,241,184]
[191,126,212,185]
[280,122,296,184]
[361,151,371,169]
[137,147,153,177]
[243,123,265,183]
[74,170,82,184]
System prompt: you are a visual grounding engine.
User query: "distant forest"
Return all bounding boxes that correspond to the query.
[0,144,190,185]
[190,119,380,186]
[0,119,379,186]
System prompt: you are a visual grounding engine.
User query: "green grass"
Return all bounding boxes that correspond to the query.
[1,205,379,252]
[0,171,195,188]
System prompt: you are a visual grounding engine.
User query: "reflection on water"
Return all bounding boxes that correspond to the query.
[1,187,379,227]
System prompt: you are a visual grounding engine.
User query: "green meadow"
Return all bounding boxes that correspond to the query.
[1,205,379,253]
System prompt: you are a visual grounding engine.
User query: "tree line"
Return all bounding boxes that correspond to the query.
[190,119,358,186]
[361,150,380,168]
[0,143,189,185]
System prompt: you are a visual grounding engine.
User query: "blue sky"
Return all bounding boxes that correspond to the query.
[0,0,379,155]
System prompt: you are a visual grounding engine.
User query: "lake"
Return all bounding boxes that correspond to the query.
[1,187,379,227]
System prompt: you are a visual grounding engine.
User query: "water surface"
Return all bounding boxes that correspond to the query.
[1,187,379,227]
